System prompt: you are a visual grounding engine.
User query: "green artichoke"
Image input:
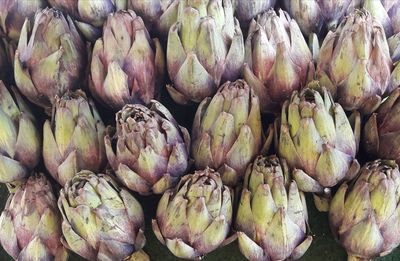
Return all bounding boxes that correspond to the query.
[152,167,233,260]
[58,170,147,261]
[0,173,68,260]
[48,0,126,41]
[276,86,361,211]
[0,81,40,185]
[0,0,48,42]
[166,1,244,104]
[43,90,106,186]
[363,87,400,165]
[105,100,191,195]
[316,9,392,114]
[234,0,275,25]
[89,10,165,110]
[14,8,86,113]
[243,9,314,113]
[330,160,400,261]
[236,155,313,261]
[283,0,352,37]
[192,80,265,186]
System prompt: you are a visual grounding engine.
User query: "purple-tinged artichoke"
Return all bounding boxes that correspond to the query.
[234,0,275,25]
[89,10,165,111]
[166,1,244,104]
[192,80,266,186]
[152,167,233,260]
[0,0,48,42]
[316,9,392,115]
[363,87,400,165]
[14,8,86,113]
[43,90,106,186]
[243,9,314,113]
[356,0,400,37]
[48,0,126,41]
[276,86,361,211]
[389,32,400,62]
[58,171,148,261]
[0,173,68,260]
[0,81,40,185]
[128,0,235,38]
[330,160,400,261]
[283,0,352,37]
[105,100,191,195]
[236,155,313,261]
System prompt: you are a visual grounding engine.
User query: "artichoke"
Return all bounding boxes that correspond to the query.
[358,0,400,37]
[166,1,244,104]
[152,167,233,260]
[105,100,191,195]
[330,160,400,261]
[0,81,40,185]
[0,0,47,42]
[316,9,392,115]
[89,10,165,110]
[14,8,86,113]
[48,0,126,41]
[276,86,361,211]
[128,0,235,38]
[192,80,265,186]
[282,0,352,37]
[0,173,68,260]
[363,87,400,165]
[243,9,314,113]
[234,0,275,25]
[236,155,313,261]
[58,170,147,261]
[43,90,106,186]
[389,32,400,62]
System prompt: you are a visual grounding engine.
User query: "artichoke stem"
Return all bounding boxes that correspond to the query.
[126,250,150,261]
[347,254,371,261]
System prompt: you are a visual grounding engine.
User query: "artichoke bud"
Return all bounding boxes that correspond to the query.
[58,170,147,261]
[192,79,263,186]
[105,100,191,195]
[14,8,86,113]
[0,173,68,260]
[0,81,41,185]
[152,167,234,260]
[235,0,276,25]
[329,160,400,260]
[236,155,312,261]
[43,89,106,186]
[277,85,360,211]
[89,10,165,110]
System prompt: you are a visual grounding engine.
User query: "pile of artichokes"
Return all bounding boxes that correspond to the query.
[1,1,400,261]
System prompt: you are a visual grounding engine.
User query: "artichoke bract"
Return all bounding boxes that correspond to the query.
[105,100,191,195]
[330,160,400,261]
[389,33,400,62]
[152,167,233,260]
[276,86,361,211]
[316,9,392,115]
[234,0,275,25]
[48,0,126,41]
[0,81,40,184]
[359,0,400,37]
[283,0,352,37]
[89,10,165,111]
[363,87,400,165]
[192,80,264,186]
[236,155,313,261]
[58,171,147,261]
[0,173,68,261]
[243,9,314,113]
[166,1,244,104]
[14,8,86,113]
[43,90,106,186]
[0,0,48,42]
